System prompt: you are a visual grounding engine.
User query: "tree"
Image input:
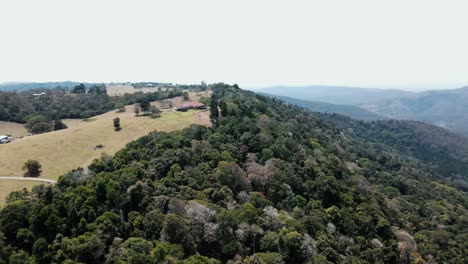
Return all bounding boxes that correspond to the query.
[134,104,140,116]
[71,83,86,94]
[22,160,41,177]
[149,106,161,118]
[88,84,106,95]
[149,106,160,115]
[26,114,47,130]
[53,119,67,131]
[31,122,52,134]
[140,101,150,112]
[113,117,121,131]
[182,92,190,101]
[9,250,30,264]
[210,99,219,125]
[115,102,126,113]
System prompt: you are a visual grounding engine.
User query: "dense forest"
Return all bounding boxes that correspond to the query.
[0,84,466,263]
[0,84,183,129]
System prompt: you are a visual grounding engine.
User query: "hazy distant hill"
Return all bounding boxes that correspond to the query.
[363,86,468,136]
[259,85,468,136]
[259,85,411,105]
[259,92,385,121]
[0,81,88,91]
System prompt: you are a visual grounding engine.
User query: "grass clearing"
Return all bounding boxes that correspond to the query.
[0,121,29,138]
[106,84,174,96]
[0,102,210,204]
[0,108,209,179]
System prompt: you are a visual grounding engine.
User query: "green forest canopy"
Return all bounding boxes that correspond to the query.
[0,84,466,264]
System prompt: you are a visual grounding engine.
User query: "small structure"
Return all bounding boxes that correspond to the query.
[0,135,13,144]
[176,102,206,111]
[33,92,46,96]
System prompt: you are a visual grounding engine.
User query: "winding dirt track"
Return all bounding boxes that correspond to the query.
[0,177,57,183]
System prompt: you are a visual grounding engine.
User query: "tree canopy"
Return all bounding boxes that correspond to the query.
[0,84,466,263]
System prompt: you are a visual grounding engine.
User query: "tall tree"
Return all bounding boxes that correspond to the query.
[209,99,219,125]
[113,117,121,131]
[71,83,86,94]
[134,104,140,116]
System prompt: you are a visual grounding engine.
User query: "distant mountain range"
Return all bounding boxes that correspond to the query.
[259,85,412,105]
[0,82,88,91]
[258,92,385,121]
[259,85,468,136]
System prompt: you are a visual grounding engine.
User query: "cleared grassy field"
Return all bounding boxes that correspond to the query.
[106,84,173,96]
[0,107,209,179]
[0,121,29,138]
[0,105,210,205]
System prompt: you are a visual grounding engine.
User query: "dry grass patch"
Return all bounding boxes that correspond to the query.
[0,121,29,138]
[106,84,174,96]
[0,93,211,205]
[0,107,209,180]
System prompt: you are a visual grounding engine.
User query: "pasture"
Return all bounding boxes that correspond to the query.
[0,102,210,205]
[0,121,29,138]
[106,84,173,96]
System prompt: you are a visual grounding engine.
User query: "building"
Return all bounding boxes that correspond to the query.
[176,102,207,111]
[0,135,13,144]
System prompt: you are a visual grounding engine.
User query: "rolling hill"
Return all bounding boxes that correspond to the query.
[259,85,468,136]
[0,91,211,205]
[0,82,89,92]
[362,86,468,136]
[258,93,385,121]
[259,85,411,105]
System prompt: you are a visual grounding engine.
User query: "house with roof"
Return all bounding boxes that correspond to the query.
[176,102,207,111]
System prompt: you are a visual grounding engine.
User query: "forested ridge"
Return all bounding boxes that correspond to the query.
[0,84,466,263]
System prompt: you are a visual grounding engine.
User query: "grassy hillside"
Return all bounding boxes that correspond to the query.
[0,97,210,205]
[0,108,208,179]
[0,121,28,138]
[106,84,174,96]
[259,93,385,121]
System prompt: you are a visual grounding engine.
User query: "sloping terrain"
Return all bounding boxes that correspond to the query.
[0,121,29,138]
[0,84,465,263]
[0,82,87,92]
[259,93,384,121]
[0,93,210,205]
[106,84,174,96]
[259,85,411,105]
[260,85,468,136]
[363,87,468,136]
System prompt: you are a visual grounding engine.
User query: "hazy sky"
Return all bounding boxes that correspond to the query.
[1,0,467,90]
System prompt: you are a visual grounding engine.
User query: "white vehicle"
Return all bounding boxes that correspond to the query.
[0,135,13,144]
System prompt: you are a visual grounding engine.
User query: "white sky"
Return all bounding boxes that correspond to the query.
[0,0,467,90]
